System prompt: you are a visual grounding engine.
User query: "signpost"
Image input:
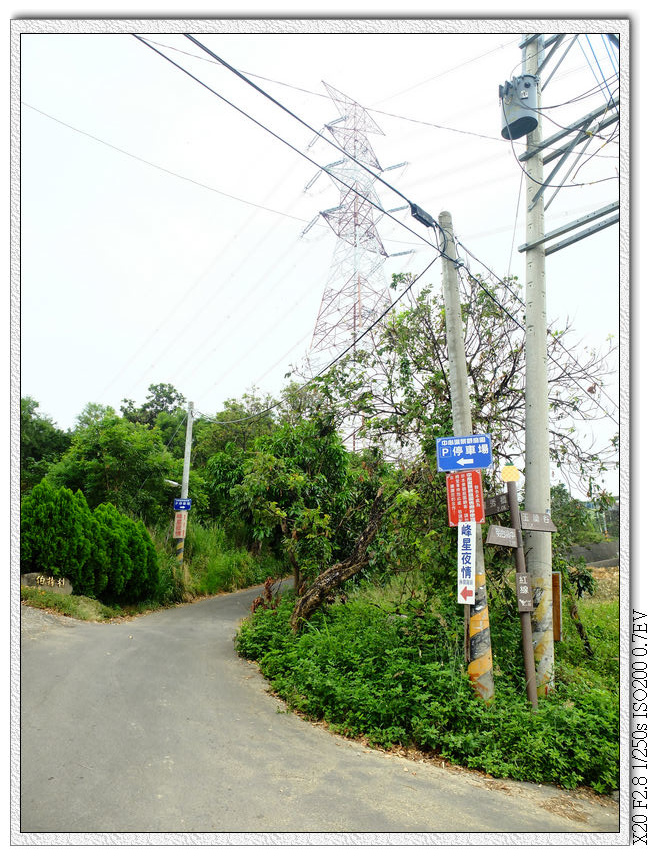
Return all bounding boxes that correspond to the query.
[486,524,519,548]
[173,498,192,511]
[516,572,534,612]
[436,434,493,472]
[484,464,539,709]
[484,492,509,516]
[446,470,485,526]
[520,511,557,532]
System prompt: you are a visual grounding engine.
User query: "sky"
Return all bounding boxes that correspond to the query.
[15,16,624,498]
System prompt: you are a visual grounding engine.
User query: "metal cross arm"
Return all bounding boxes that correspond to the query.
[518,201,619,255]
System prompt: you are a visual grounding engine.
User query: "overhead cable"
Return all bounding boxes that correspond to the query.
[194,255,440,425]
[133,34,449,261]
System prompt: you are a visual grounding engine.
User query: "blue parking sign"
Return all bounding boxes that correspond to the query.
[436,434,492,472]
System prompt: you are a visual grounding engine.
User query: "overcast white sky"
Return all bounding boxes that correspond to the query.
[16,17,624,498]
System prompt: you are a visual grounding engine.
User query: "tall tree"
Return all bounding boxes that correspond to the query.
[45,406,182,524]
[192,389,277,468]
[121,383,186,429]
[20,397,72,493]
[305,275,617,498]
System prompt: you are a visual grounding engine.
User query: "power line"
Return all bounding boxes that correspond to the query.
[183,34,415,210]
[372,36,521,105]
[21,101,310,224]
[133,33,617,427]
[455,240,619,421]
[145,35,510,144]
[133,34,448,261]
[194,255,440,426]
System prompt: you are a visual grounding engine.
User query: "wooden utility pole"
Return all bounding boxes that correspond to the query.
[522,36,555,697]
[439,210,495,703]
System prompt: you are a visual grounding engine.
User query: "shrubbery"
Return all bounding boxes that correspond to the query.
[21,481,160,604]
[236,588,619,794]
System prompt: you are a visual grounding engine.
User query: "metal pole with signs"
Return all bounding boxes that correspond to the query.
[439,211,494,704]
[174,403,194,565]
[440,434,493,695]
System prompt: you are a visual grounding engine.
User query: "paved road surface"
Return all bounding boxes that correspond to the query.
[18,584,621,839]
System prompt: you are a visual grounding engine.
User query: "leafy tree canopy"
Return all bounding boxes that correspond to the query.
[300,275,617,500]
[44,406,183,525]
[121,383,186,429]
[20,397,72,494]
[193,389,277,467]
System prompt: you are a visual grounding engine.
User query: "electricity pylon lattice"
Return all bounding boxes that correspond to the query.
[307,83,393,374]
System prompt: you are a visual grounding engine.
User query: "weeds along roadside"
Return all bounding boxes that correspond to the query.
[235,568,620,795]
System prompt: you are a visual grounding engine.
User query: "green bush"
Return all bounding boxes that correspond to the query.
[21,482,161,604]
[235,588,619,794]
[93,503,133,599]
[21,481,91,587]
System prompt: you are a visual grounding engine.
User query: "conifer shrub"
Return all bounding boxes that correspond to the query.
[93,502,133,600]
[21,481,91,587]
[21,481,161,604]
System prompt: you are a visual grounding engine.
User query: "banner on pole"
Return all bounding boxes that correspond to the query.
[173,510,188,539]
[457,521,476,604]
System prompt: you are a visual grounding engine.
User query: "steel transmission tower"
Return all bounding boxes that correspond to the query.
[305,83,399,375]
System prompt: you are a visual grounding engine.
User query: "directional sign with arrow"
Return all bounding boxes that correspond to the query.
[436,434,493,472]
[457,521,476,605]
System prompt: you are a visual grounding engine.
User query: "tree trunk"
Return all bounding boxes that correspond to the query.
[562,574,595,658]
[290,488,387,631]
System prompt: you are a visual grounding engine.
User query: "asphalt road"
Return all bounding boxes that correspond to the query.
[18,584,621,840]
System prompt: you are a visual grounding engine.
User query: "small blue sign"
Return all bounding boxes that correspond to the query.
[436,434,493,472]
[173,498,192,511]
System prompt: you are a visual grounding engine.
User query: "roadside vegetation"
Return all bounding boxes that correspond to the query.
[20,276,620,793]
[236,568,619,793]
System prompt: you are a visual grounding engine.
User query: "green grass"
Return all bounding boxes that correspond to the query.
[235,577,620,794]
[21,586,120,621]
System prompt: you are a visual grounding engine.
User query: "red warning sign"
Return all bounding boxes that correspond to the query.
[446,470,485,527]
[173,510,188,539]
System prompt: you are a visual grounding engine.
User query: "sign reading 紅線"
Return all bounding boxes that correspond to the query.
[457,521,476,605]
[516,572,534,612]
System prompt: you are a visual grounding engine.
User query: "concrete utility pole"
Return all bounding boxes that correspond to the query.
[439,210,495,703]
[175,401,194,565]
[522,36,554,696]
